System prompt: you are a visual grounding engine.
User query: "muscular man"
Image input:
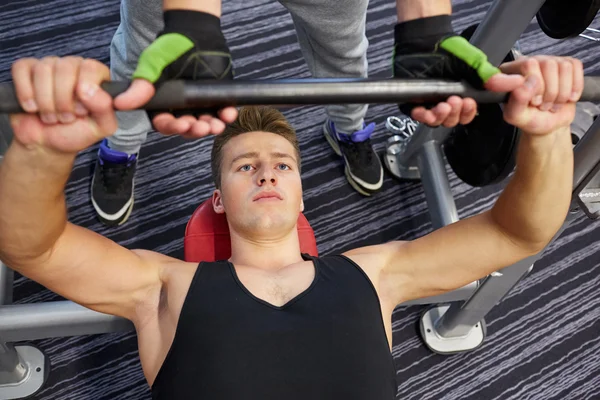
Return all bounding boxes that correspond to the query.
[0,54,581,398]
[88,0,495,225]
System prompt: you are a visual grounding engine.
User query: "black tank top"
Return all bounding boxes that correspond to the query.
[152,254,397,399]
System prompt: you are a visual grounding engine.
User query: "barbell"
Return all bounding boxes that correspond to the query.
[1,77,600,114]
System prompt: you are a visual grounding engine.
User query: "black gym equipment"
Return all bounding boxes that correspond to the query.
[0,115,11,161]
[444,103,522,187]
[381,0,600,356]
[537,0,600,39]
[442,23,523,187]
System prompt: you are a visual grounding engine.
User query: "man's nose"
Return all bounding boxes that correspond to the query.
[258,168,277,185]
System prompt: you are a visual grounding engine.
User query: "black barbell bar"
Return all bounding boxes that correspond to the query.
[1,77,600,114]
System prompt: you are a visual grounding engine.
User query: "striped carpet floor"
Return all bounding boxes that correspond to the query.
[2,0,600,399]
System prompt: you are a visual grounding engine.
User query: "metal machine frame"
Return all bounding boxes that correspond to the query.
[1,0,599,397]
[384,0,600,354]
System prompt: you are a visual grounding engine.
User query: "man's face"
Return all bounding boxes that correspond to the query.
[213,131,304,238]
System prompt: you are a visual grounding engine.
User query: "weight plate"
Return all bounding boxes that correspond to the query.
[537,0,600,39]
[444,104,521,187]
[443,24,521,187]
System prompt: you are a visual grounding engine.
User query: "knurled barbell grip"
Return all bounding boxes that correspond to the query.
[102,79,509,109]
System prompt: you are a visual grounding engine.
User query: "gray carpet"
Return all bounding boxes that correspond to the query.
[1,0,600,398]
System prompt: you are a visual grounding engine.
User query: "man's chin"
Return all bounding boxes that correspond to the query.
[241,213,297,235]
[250,216,285,231]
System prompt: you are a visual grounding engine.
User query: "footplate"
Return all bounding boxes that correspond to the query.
[419,305,487,355]
[383,116,421,181]
[0,345,49,400]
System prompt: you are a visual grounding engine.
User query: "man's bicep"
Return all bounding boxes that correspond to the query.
[13,222,164,321]
[386,211,540,303]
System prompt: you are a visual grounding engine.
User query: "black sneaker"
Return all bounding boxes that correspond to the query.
[91,139,137,226]
[323,120,383,196]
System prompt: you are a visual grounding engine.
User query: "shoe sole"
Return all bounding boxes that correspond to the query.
[323,121,342,156]
[93,196,134,227]
[322,121,383,197]
[90,178,134,227]
[118,199,134,226]
[90,168,136,226]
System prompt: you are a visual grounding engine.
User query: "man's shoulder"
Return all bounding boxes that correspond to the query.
[342,241,409,261]
[339,242,411,307]
[335,241,409,277]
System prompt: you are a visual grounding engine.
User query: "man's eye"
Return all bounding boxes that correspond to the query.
[277,164,291,171]
[239,165,253,172]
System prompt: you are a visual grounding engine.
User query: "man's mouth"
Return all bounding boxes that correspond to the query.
[253,191,283,201]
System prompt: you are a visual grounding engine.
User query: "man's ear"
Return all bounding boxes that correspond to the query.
[300,198,304,213]
[212,189,225,214]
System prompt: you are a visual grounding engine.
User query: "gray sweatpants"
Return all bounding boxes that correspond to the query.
[108,0,370,154]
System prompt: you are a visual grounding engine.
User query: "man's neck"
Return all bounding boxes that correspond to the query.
[228,227,304,270]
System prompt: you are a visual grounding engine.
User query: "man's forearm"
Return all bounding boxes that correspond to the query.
[0,140,74,265]
[491,127,574,248]
[396,0,452,23]
[164,0,222,17]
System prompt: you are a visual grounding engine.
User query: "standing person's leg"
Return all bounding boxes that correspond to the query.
[392,0,456,116]
[91,0,162,226]
[280,0,383,196]
[393,0,453,59]
[396,0,451,23]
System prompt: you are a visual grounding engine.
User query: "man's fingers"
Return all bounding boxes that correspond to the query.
[54,57,82,123]
[85,92,117,136]
[171,119,196,134]
[539,58,559,110]
[177,115,199,128]
[167,119,189,135]
[155,114,197,135]
[499,57,545,106]
[76,59,117,135]
[153,111,232,138]
[411,103,451,126]
[429,103,452,126]
[459,98,478,125]
[153,114,177,135]
[570,57,584,102]
[113,79,155,110]
[484,73,525,93]
[441,96,462,128]
[411,107,437,126]
[503,74,537,125]
[219,107,238,123]
[33,57,59,124]
[189,120,212,137]
[76,59,110,106]
[174,116,201,136]
[210,117,226,134]
[525,59,545,108]
[555,59,573,105]
[11,58,39,113]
